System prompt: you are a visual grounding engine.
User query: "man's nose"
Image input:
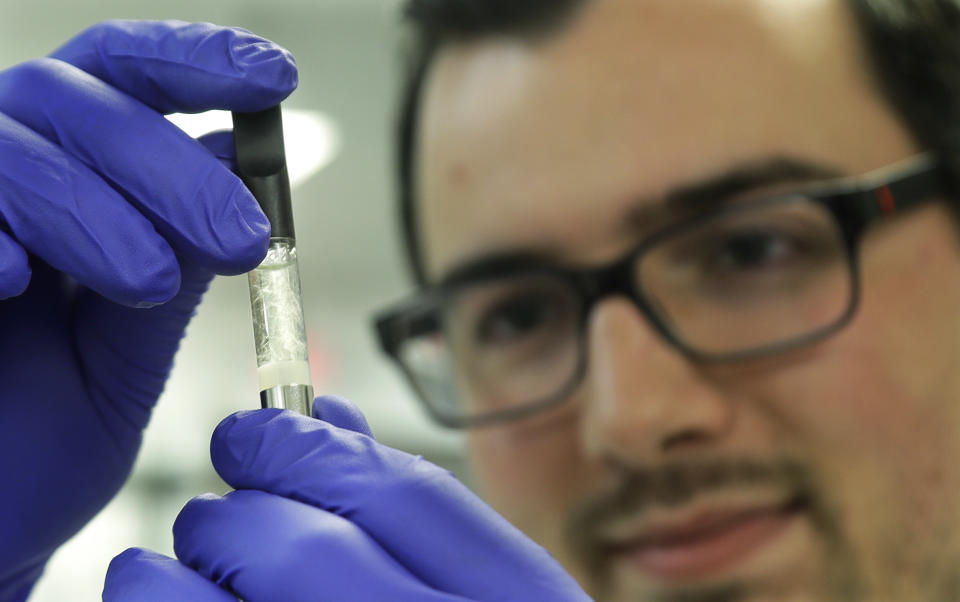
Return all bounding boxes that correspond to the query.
[579,296,735,466]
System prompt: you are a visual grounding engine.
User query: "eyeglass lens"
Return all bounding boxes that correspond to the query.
[638,197,852,355]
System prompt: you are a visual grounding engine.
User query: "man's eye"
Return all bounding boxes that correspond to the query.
[712,230,795,271]
[474,294,556,344]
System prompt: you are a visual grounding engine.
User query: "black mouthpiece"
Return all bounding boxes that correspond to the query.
[232,105,295,240]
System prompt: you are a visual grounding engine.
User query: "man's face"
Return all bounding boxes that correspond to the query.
[415,0,960,600]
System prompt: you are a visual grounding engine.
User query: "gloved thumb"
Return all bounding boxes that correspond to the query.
[312,394,375,438]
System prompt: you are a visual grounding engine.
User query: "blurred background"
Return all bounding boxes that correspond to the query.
[0,1,471,599]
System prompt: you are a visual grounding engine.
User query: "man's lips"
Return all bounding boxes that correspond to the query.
[603,497,807,582]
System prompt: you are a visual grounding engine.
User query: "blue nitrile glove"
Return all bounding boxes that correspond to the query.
[103,396,592,601]
[0,20,297,601]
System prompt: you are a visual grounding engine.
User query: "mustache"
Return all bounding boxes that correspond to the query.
[566,458,811,554]
[564,458,862,601]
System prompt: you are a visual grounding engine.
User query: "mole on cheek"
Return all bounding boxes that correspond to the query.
[448,163,470,188]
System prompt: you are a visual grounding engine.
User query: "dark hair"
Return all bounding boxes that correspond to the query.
[396,0,960,285]
[844,0,960,193]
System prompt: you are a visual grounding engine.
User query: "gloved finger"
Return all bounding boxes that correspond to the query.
[50,20,297,114]
[196,131,236,172]
[73,130,243,434]
[211,410,589,601]
[0,230,30,299]
[312,394,375,438]
[104,548,237,601]
[0,59,270,275]
[0,112,179,307]
[173,490,469,602]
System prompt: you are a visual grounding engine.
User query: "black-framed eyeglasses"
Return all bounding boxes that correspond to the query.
[374,154,945,428]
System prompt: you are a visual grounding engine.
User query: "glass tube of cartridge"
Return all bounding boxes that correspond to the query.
[248,237,313,415]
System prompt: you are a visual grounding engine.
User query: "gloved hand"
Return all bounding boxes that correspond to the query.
[0,20,297,601]
[103,396,592,601]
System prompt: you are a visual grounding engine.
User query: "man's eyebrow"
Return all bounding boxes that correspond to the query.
[623,156,845,234]
[436,157,845,287]
[438,249,557,288]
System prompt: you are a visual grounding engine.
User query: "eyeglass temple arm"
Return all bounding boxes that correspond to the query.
[866,156,945,217]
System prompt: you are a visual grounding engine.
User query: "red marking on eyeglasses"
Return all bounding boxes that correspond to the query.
[877,185,897,216]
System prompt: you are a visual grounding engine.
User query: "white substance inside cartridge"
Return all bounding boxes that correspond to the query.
[248,238,312,392]
[257,360,312,390]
